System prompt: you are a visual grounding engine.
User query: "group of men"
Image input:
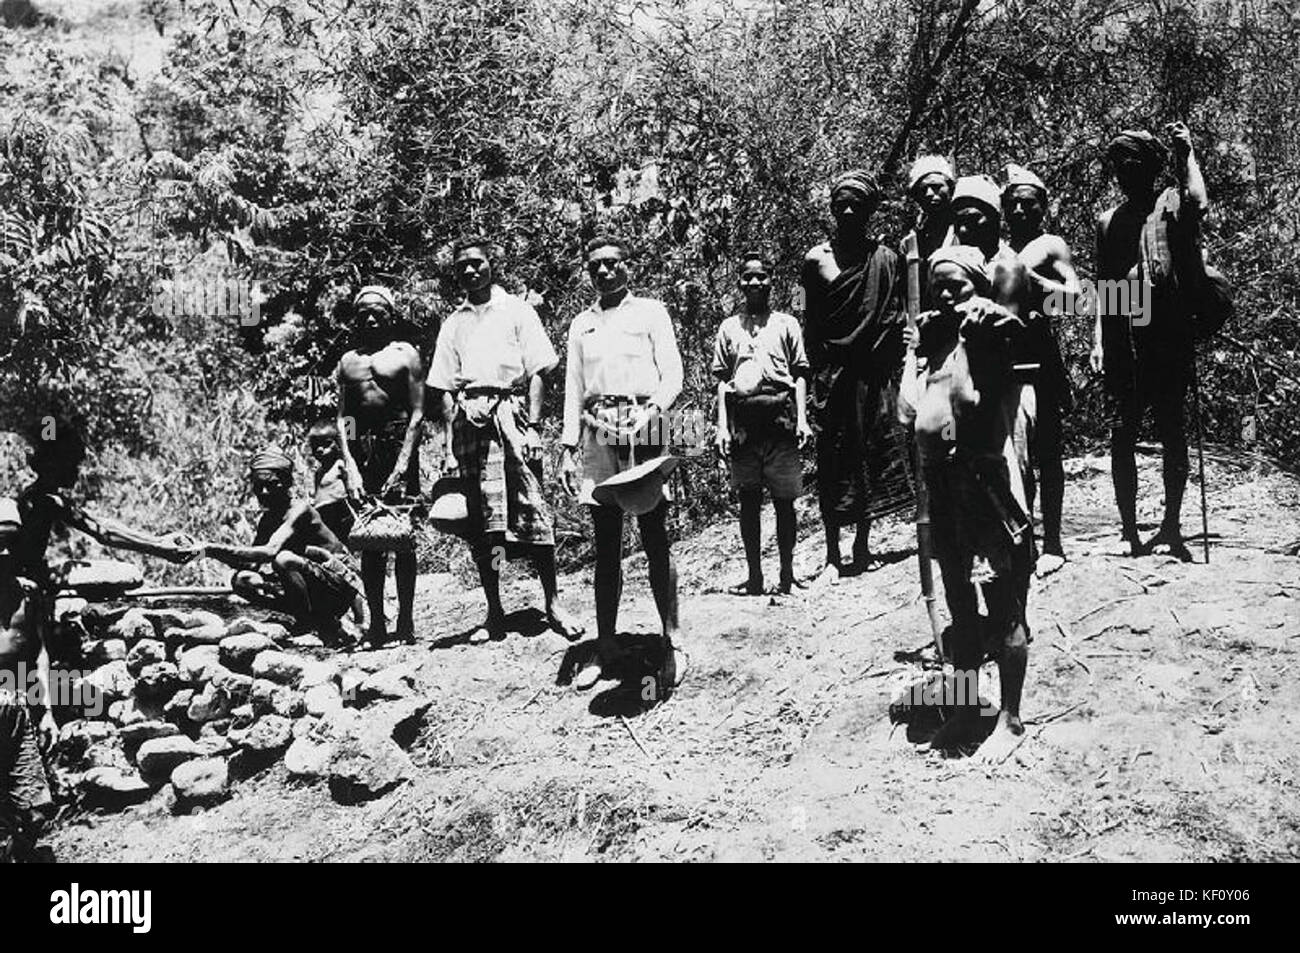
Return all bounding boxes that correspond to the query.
[2,122,1216,856]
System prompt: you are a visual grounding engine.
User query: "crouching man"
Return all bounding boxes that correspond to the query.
[204,449,366,643]
[898,247,1033,760]
[1,498,57,862]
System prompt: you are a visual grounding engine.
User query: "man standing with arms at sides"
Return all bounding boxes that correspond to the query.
[802,169,907,581]
[1092,125,1207,561]
[428,237,583,645]
[713,252,812,596]
[1003,164,1082,576]
[335,286,424,646]
[901,155,958,317]
[559,236,685,698]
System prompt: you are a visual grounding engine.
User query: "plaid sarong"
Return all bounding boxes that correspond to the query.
[451,394,554,547]
[1,688,52,853]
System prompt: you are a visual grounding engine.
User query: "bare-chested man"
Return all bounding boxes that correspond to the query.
[898,247,1032,759]
[1091,125,1208,561]
[0,499,57,862]
[14,419,199,599]
[803,169,907,580]
[1003,164,1082,576]
[203,448,365,643]
[335,286,424,645]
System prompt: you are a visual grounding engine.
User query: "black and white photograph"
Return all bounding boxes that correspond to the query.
[0,0,1296,888]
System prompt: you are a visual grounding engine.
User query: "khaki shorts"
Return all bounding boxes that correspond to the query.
[730,436,802,499]
[580,428,672,509]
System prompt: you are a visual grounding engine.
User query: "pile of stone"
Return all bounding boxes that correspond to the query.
[54,600,431,813]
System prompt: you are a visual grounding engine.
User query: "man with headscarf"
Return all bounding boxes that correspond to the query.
[1002,163,1082,576]
[802,168,907,580]
[335,285,424,645]
[1091,124,1208,561]
[898,245,1032,760]
[203,448,366,643]
[429,236,583,645]
[901,154,958,317]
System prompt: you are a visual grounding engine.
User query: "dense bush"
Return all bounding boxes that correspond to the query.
[1,0,1297,574]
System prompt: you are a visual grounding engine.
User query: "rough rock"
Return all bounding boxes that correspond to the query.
[119,720,179,754]
[210,668,254,705]
[135,662,181,702]
[187,682,234,723]
[339,669,365,705]
[219,632,276,672]
[298,659,338,690]
[251,650,307,686]
[178,645,220,684]
[135,735,204,785]
[163,689,194,725]
[80,661,135,707]
[173,623,227,646]
[304,683,343,718]
[288,634,325,650]
[170,757,229,810]
[90,638,128,665]
[241,714,293,754]
[125,638,167,676]
[284,737,332,779]
[80,767,153,810]
[57,720,118,766]
[369,698,433,749]
[108,609,154,646]
[358,666,416,704]
[327,734,412,804]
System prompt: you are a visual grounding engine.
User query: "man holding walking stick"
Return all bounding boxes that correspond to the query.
[1091,123,1210,562]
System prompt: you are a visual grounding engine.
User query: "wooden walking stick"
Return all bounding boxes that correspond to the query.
[1191,349,1210,563]
[904,234,946,663]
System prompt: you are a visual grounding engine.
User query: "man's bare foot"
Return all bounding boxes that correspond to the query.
[468,613,504,645]
[546,603,586,642]
[973,710,1026,765]
[366,620,388,648]
[727,576,765,596]
[777,571,796,595]
[1147,528,1193,562]
[928,710,984,755]
[395,618,416,644]
[1035,552,1066,578]
[1122,532,1146,558]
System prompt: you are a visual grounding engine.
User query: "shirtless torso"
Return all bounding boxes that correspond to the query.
[337,341,422,432]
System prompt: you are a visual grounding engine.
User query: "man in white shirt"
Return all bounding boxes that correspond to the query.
[559,236,685,698]
[429,237,583,645]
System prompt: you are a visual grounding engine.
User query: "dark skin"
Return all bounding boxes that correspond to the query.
[1092,122,1207,560]
[204,471,364,637]
[559,244,679,680]
[0,540,56,749]
[1004,185,1082,571]
[900,265,1029,759]
[911,172,956,260]
[440,244,582,641]
[714,259,812,595]
[802,187,883,575]
[336,302,423,644]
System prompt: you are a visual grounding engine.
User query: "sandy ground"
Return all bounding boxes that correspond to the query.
[48,452,1300,861]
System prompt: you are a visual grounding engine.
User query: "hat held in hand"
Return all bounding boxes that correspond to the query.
[592,455,680,516]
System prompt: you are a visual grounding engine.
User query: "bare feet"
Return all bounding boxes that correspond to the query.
[1122,531,1146,558]
[1147,528,1193,562]
[1034,552,1066,578]
[395,617,415,645]
[468,613,504,645]
[973,710,1026,765]
[928,709,984,755]
[546,603,586,642]
[366,619,388,649]
[727,577,765,596]
[777,570,796,595]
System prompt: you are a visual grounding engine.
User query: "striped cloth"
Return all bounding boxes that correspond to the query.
[451,394,554,547]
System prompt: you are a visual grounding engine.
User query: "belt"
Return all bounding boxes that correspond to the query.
[584,394,649,410]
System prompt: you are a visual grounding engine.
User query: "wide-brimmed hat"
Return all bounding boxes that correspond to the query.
[592,455,680,515]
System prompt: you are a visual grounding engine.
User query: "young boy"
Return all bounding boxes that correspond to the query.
[0,499,57,862]
[307,418,355,544]
[713,252,812,594]
[898,246,1032,760]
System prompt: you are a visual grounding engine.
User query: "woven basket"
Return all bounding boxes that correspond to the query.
[347,503,417,553]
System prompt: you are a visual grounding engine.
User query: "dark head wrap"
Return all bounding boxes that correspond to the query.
[830,169,880,205]
[249,447,294,476]
[928,245,992,297]
[1105,130,1167,174]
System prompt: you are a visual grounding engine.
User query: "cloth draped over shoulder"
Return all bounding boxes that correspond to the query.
[805,241,912,524]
